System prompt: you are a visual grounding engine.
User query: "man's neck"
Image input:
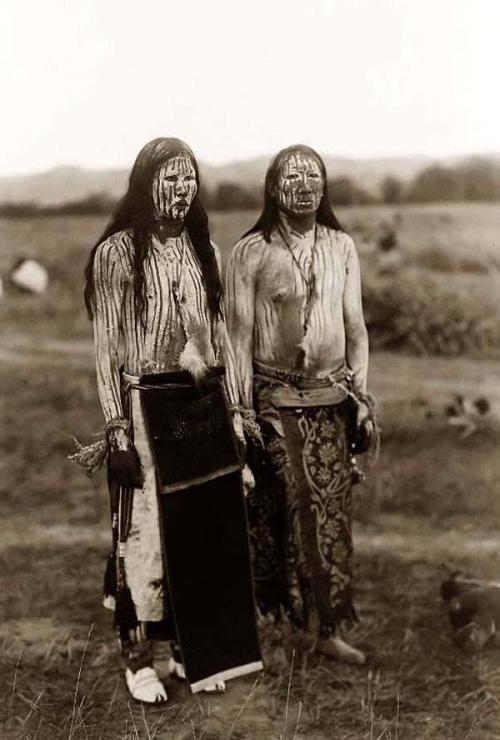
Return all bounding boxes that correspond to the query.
[279,211,316,239]
[152,218,184,243]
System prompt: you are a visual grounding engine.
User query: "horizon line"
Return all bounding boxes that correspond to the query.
[1,148,499,180]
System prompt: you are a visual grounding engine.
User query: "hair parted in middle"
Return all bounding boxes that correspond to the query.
[84,137,222,322]
[244,144,344,242]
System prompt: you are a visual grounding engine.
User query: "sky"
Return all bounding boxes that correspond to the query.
[1,0,499,175]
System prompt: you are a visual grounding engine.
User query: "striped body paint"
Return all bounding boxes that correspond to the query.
[151,156,197,221]
[225,146,368,409]
[226,222,367,407]
[274,152,324,217]
[92,229,239,423]
[225,146,369,645]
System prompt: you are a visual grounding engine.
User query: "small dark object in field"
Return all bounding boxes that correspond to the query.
[446,393,500,438]
[378,219,399,253]
[475,397,490,415]
[441,573,500,652]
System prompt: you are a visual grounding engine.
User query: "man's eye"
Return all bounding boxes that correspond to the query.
[308,173,320,179]
[164,176,178,182]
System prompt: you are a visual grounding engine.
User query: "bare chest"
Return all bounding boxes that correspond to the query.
[256,241,344,305]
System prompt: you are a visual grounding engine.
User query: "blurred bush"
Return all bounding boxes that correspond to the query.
[363,268,500,356]
[407,157,500,203]
[411,246,488,274]
[210,181,261,211]
[0,193,118,217]
[328,176,375,205]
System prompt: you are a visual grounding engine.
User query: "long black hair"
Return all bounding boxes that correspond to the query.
[84,137,222,321]
[244,144,344,242]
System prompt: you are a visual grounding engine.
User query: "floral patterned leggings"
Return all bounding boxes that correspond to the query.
[247,373,358,638]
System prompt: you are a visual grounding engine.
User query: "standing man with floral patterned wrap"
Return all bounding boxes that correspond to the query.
[225,144,376,665]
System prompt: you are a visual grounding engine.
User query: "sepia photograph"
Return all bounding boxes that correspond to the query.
[0,0,499,737]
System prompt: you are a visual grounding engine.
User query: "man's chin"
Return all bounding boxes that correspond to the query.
[169,208,189,221]
[281,205,319,220]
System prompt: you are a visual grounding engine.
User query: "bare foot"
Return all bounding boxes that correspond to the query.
[316,635,366,665]
[263,644,289,675]
[168,658,226,692]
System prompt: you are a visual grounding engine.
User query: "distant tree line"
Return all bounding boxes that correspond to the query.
[1,157,500,216]
[0,193,118,217]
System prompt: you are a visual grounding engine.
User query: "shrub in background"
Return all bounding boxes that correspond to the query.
[411,246,489,274]
[363,267,500,357]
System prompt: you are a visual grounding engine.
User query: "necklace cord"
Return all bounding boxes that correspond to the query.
[277,225,317,335]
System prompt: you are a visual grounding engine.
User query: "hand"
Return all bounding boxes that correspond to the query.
[358,400,375,440]
[109,427,131,452]
[242,464,255,497]
[353,400,374,455]
[108,430,144,488]
[357,400,372,429]
[232,410,245,445]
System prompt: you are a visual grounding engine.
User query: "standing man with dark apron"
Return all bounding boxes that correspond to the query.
[82,137,262,702]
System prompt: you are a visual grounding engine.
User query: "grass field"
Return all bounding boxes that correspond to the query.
[0,204,500,738]
[1,203,499,354]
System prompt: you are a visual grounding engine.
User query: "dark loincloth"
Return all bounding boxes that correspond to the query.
[108,368,262,692]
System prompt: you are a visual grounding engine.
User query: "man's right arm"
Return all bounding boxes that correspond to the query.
[225,237,259,410]
[92,238,127,428]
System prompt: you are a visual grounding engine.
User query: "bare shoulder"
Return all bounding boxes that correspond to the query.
[94,230,133,275]
[323,227,358,268]
[227,232,268,273]
[322,226,355,252]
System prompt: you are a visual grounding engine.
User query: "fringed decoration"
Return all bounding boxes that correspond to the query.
[241,408,264,447]
[115,584,139,635]
[113,485,138,637]
[68,436,108,477]
[179,337,208,381]
[105,416,131,434]
[103,552,117,604]
[229,406,264,448]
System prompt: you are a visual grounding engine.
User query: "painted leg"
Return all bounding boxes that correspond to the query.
[316,633,366,665]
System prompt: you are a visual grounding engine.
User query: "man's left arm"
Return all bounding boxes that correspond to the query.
[211,243,245,443]
[343,236,369,398]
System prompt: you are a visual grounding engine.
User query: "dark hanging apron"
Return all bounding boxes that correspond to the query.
[136,367,262,692]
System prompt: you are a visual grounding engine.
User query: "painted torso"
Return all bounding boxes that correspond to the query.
[231,224,352,375]
[92,229,238,423]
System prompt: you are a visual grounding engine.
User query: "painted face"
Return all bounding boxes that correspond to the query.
[151,155,197,221]
[275,152,324,217]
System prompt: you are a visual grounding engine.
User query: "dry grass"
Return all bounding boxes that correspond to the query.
[0,349,499,738]
[1,206,499,737]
